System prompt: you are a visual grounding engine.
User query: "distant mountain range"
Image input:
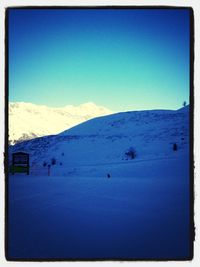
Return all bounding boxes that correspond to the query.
[9,102,113,145]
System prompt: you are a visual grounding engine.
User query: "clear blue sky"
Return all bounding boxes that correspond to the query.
[8,8,190,111]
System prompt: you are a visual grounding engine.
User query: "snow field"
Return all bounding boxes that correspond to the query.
[8,155,191,259]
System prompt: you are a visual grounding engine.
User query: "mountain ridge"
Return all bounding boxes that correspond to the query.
[9,101,113,144]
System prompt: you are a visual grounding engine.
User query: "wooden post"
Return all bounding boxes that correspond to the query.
[48,165,51,176]
[27,165,30,175]
[27,154,30,175]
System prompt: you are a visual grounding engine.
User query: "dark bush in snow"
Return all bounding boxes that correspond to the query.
[125,147,136,159]
[173,143,178,151]
[61,152,64,156]
[51,158,56,165]
[60,162,63,166]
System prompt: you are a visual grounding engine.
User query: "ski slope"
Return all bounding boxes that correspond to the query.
[7,106,191,259]
[9,106,189,170]
[8,155,191,259]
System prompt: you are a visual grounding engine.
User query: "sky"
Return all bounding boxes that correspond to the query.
[8,8,190,112]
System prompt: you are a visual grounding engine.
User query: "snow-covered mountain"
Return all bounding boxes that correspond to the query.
[9,106,189,176]
[9,102,113,144]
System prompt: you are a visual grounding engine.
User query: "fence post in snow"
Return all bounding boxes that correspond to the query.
[48,164,51,176]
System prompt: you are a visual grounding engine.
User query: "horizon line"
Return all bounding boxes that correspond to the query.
[8,100,189,113]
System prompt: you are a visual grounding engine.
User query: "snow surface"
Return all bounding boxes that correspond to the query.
[8,156,190,259]
[9,102,112,145]
[7,106,191,259]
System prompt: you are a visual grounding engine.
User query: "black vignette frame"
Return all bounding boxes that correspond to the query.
[4,6,194,261]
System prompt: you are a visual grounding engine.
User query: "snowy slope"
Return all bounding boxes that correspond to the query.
[9,102,112,144]
[9,106,189,175]
[8,106,191,259]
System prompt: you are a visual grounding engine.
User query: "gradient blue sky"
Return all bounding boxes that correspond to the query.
[8,8,190,111]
